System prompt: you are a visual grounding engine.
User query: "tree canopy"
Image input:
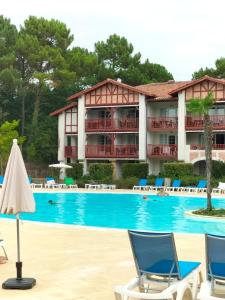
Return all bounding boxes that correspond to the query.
[192,57,225,79]
[0,15,174,165]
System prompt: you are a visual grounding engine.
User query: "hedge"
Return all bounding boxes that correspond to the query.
[89,163,113,181]
[66,163,83,179]
[163,162,193,178]
[121,163,148,179]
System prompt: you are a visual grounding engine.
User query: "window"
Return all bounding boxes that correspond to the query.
[168,135,176,145]
[160,108,177,117]
[65,108,78,133]
[160,134,176,144]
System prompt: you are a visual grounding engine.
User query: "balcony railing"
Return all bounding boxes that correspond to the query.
[147,117,178,131]
[85,118,139,132]
[186,115,225,130]
[85,144,139,158]
[147,144,178,159]
[190,144,225,150]
[64,146,78,158]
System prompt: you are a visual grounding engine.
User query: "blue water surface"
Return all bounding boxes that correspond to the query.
[2,193,225,234]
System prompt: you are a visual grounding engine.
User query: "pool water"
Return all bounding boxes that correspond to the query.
[2,193,225,234]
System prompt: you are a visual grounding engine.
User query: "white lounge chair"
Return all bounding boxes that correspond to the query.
[212,182,225,194]
[115,230,202,300]
[198,234,225,300]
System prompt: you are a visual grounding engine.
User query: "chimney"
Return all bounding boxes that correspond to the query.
[117,78,122,83]
[167,80,175,84]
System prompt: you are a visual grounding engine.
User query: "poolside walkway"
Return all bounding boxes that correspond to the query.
[0,219,206,300]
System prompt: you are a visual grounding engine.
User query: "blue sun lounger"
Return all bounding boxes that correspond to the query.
[133,179,148,191]
[115,230,202,300]
[0,175,4,187]
[183,180,207,192]
[147,178,164,191]
[198,234,225,300]
[166,179,182,192]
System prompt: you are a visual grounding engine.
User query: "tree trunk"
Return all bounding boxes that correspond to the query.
[32,87,41,126]
[204,114,213,210]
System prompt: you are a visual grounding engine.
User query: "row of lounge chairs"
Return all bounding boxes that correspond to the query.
[115,230,225,300]
[133,178,225,193]
[85,183,116,190]
[29,177,78,189]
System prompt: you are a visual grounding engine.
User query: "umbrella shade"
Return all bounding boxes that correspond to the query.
[49,163,72,169]
[0,139,36,289]
[0,139,35,214]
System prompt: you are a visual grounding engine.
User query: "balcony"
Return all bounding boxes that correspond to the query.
[190,144,225,150]
[85,144,139,158]
[64,146,78,158]
[147,144,178,159]
[147,117,178,131]
[85,118,139,132]
[186,115,225,130]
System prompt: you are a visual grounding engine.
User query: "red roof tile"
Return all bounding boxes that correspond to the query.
[137,80,190,101]
[67,78,155,101]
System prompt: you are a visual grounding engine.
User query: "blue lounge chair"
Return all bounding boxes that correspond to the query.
[148,178,164,191]
[166,179,182,192]
[115,230,201,300]
[133,178,148,191]
[183,180,207,192]
[198,234,225,300]
[45,177,64,188]
[0,175,4,187]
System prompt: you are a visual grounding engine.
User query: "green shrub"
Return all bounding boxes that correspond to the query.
[66,163,83,179]
[163,162,193,178]
[77,175,91,187]
[121,163,148,178]
[147,175,157,185]
[179,176,205,186]
[89,163,113,181]
[212,161,225,179]
[113,177,138,189]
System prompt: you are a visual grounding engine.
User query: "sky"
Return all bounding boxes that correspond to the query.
[1,0,225,81]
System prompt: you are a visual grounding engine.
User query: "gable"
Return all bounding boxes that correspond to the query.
[85,82,139,106]
[185,79,225,101]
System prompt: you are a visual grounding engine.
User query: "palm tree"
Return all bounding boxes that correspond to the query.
[186,92,214,211]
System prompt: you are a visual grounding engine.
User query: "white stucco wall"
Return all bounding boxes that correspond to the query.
[58,112,66,162]
[77,95,86,160]
[139,94,146,160]
[177,91,186,160]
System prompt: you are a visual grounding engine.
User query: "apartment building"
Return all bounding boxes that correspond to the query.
[51,75,225,177]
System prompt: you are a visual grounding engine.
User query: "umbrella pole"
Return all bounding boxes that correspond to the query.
[16,214,22,279]
[2,213,36,289]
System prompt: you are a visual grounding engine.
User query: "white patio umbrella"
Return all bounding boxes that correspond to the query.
[0,139,36,289]
[49,163,72,179]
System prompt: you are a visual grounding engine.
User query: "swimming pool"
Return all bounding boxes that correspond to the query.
[2,193,225,234]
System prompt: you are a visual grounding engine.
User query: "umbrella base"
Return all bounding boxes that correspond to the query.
[2,278,36,290]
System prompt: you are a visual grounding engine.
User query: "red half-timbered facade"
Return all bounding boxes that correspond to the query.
[51,75,225,176]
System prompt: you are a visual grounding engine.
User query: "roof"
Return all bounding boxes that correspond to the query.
[137,80,190,101]
[169,75,225,96]
[50,102,77,117]
[67,78,156,101]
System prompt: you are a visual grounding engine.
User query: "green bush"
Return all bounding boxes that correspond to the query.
[66,163,83,179]
[121,163,148,179]
[179,176,205,186]
[89,163,113,181]
[163,162,193,178]
[77,175,91,188]
[212,161,225,179]
[147,175,157,185]
[113,177,138,189]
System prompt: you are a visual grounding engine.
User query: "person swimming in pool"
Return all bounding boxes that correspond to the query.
[48,200,57,205]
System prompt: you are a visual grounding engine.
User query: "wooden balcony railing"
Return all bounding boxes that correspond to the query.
[85,118,139,132]
[64,146,78,158]
[186,115,225,130]
[190,144,225,150]
[147,117,178,131]
[147,144,178,159]
[85,144,139,158]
